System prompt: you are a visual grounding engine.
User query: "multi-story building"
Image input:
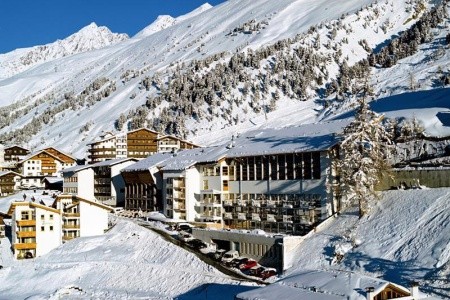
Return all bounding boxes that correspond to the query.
[62,158,137,206]
[7,195,113,258]
[53,195,113,242]
[8,201,62,259]
[17,149,77,189]
[157,135,198,153]
[0,171,22,196]
[87,128,199,164]
[121,153,171,212]
[121,123,343,235]
[4,145,30,163]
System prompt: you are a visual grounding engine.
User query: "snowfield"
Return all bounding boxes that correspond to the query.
[0,217,257,299]
[0,188,448,299]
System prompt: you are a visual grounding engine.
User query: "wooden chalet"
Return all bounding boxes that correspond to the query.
[126,128,159,159]
[0,171,22,196]
[4,145,30,162]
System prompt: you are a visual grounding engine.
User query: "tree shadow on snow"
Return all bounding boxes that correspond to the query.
[341,251,449,298]
[174,283,259,300]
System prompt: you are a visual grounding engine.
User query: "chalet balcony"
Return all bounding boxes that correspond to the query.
[63,213,80,219]
[251,213,261,221]
[266,214,276,222]
[62,236,78,241]
[250,200,261,207]
[89,147,116,152]
[16,220,36,227]
[266,200,276,208]
[13,242,37,250]
[16,231,36,238]
[223,200,234,207]
[88,153,116,159]
[224,212,233,219]
[173,203,186,211]
[63,224,80,230]
[236,201,248,207]
[237,213,247,220]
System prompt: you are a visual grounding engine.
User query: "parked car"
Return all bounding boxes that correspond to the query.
[179,233,194,242]
[176,223,193,233]
[221,250,239,263]
[199,242,217,254]
[260,268,277,280]
[239,258,258,271]
[210,249,226,261]
[248,266,266,277]
[187,239,207,250]
[229,257,245,268]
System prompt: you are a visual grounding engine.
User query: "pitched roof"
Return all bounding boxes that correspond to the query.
[8,201,61,215]
[121,121,345,172]
[236,269,410,300]
[19,150,66,164]
[4,145,29,151]
[0,170,22,178]
[91,158,138,168]
[41,147,77,162]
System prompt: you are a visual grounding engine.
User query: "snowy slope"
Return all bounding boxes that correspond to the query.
[0,0,448,160]
[0,189,448,298]
[134,3,213,38]
[0,218,257,299]
[0,23,128,80]
[282,188,450,298]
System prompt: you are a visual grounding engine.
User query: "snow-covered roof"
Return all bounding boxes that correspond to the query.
[236,269,409,300]
[18,150,65,164]
[91,158,137,168]
[42,177,63,184]
[62,164,92,173]
[0,171,21,177]
[122,122,345,172]
[121,153,173,172]
[64,158,137,174]
[226,121,346,158]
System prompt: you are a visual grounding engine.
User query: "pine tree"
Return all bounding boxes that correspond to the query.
[338,98,392,217]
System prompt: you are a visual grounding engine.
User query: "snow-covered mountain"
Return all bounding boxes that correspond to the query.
[134,3,213,38]
[0,23,128,80]
[0,0,448,159]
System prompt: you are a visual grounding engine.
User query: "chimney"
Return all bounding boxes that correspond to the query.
[365,287,375,300]
[410,281,419,299]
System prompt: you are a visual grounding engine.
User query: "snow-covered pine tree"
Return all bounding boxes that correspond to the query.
[338,97,392,217]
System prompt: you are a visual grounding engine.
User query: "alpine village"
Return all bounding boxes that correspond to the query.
[0,0,449,299]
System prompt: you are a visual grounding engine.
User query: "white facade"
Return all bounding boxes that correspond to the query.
[10,202,62,259]
[55,195,112,241]
[79,200,110,236]
[63,167,95,200]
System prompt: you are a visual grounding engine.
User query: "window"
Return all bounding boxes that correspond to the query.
[223,180,229,191]
[49,226,54,231]
[41,215,45,220]
[41,226,45,232]
[203,180,209,190]
[49,214,53,220]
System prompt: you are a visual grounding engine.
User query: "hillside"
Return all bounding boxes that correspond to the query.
[0,0,448,159]
[0,188,448,299]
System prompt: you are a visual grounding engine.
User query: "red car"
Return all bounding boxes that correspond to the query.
[239,259,258,271]
[260,268,277,280]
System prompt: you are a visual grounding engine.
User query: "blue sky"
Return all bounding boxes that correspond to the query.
[0,0,227,54]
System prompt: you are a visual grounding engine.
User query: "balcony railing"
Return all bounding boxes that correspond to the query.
[63,224,80,229]
[237,213,247,220]
[16,231,36,238]
[224,212,233,219]
[16,220,36,227]
[13,242,37,250]
[63,213,80,218]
